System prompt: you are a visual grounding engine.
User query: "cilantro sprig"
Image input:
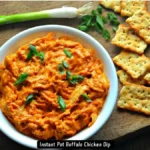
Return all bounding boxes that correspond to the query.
[77,6,120,40]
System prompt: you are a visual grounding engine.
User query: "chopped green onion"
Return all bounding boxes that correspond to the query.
[14,73,28,85]
[66,71,72,80]
[58,64,65,74]
[102,16,107,24]
[64,48,72,58]
[96,15,104,29]
[25,94,34,105]
[57,95,66,111]
[102,29,111,40]
[107,13,120,32]
[107,13,117,21]
[77,75,84,82]
[78,25,89,31]
[62,60,69,68]
[27,45,44,62]
[113,26,118,32]
[78,6,120,40]
[81,93,92,102]
[66,72,84,85]
[70,75,78,84]
[26,50,33,61]
[39,52,44,62]
[92,10,98,16]
[29,45,39,56]
[95,22,103,34]
[97,6,102,14]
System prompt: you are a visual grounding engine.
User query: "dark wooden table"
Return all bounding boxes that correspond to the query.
[0,1,150,150]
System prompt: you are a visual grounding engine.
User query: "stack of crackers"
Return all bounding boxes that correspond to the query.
[100,0,150,115]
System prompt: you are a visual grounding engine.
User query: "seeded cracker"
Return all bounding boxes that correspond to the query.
[117,70,146,85]
[117,83,150,115]
[113,50,150,79]
[99,0,121,13]
[126,9,150,44]
[120,0,146,17]
[111,24,147,54]
[144,73,150,85]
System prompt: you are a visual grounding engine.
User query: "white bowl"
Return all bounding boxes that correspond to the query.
[0,25,118,149]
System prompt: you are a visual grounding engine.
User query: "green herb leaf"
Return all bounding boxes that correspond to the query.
[96,15,104,29]
[57,95,66,111]
[102,29,111,40]
[81,93,92,102]
[14,73,28,85]
[39,52,44,62]
[58,64,65,74]
[64,48,72,58]
[25,94,34,105]
[97,6,102,14]
[78,25,88,31]
[62,60,69,68]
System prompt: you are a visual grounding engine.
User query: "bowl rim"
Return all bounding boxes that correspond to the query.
[0,25,118,149]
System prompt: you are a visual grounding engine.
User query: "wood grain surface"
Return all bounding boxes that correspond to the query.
[0,1,150,149]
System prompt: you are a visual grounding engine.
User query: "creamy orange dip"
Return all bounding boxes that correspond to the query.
[0,33,109,140]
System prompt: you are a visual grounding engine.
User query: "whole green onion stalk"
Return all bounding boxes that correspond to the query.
[0,2,93,25]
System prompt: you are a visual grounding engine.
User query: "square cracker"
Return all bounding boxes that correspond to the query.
[113,50,150,79]
[126,9,150,44]
[144,73,150,85]
[120,0,146,17]
[117,83,150,115]
[111,24,147,54]
[117,70,146,85]
[99,0,121,13]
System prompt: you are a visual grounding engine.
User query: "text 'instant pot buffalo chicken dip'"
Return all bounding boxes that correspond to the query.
[0,33,109,140]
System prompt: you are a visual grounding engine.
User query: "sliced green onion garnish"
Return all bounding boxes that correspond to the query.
[57,95,66,111]
[25,94,34,105]
[39,52,44,62]
[58,64,65,74]
[81,93,92,102]
[14,73,28,85]
[27,45,44,62]
[64,48,72,58]
[62,60,69,68]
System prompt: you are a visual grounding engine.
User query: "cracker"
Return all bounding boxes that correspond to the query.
[117,70,146,85]
[117,83,150,115]
[99,0,121,13]
[113,50,150,79]
[120,0,146,17]
[144,73,150,85]
[126,9,150,44]
[111,24,147,54]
